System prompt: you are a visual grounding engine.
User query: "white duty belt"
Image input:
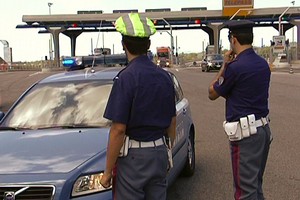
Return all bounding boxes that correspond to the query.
[255,117,269,127]
[223,114,269,142]
[130,138,164,148]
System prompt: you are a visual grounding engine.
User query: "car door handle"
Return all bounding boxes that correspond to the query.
[183,108,187,115]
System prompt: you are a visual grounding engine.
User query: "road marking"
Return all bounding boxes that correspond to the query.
[29,72,42,76]
[0,72,13,75]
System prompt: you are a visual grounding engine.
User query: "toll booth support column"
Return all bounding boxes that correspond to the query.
[47,27,66,68]
[207,23,225,54]
[290,20,300,60]
[272,23,294,35]
[202,27,214,46]
[62,30,83,57]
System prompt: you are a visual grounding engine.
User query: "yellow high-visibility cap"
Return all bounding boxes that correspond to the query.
[114,13,156,38]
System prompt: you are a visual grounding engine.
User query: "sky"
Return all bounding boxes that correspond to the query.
[0,0,299,62]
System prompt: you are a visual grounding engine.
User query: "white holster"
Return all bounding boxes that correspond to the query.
[167,147,173,170]
[223,114,259,141]
[119,136,130,157]
[163,137,173,170]
[223,121,243,141]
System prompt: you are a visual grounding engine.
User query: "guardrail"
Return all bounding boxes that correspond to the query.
[0,61,63,72]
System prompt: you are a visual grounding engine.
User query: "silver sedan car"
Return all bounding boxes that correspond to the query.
[0,66,196,200]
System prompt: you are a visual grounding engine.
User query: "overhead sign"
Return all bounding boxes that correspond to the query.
[222,0,254,17]
[273,35,286,53]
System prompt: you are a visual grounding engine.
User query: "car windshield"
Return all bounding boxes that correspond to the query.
[1,81,112,129]
[207,54,223,60]
[157,52,169,57]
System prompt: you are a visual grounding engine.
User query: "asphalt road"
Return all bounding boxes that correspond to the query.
[0,68,300,200]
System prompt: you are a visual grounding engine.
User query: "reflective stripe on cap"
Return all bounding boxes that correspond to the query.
[115,13,156,37]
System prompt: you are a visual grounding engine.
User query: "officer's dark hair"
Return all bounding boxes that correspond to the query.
[122,35,150,55]
[232,32,253,45]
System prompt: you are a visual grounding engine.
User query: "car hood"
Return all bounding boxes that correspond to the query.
[0,128,109,174]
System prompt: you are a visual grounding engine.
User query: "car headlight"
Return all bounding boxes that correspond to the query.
[72,172,111,197]
[207,62,212,66]
[166,62,170,66]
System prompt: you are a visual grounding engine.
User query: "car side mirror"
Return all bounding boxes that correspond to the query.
[0,111,4,121]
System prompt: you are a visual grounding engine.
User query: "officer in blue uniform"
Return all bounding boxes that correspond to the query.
[208,20,272,200]
[100,13,176,200]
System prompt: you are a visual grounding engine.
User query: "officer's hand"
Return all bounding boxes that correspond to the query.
[100,171,113,188]
[224,50,235,63]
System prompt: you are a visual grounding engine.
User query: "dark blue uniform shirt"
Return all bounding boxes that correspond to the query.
[104,55,176,141]
[214,48,271,122]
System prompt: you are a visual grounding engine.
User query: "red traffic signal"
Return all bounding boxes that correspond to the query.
[194,19,201,24]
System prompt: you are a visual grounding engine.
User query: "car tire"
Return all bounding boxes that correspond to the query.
[181,130,195,177]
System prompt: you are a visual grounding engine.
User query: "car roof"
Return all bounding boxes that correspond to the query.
[39,66,124,84]
[39,66,174,85]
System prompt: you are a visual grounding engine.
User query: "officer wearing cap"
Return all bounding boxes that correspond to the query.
[208,20,272,200]
[100,13,176,200]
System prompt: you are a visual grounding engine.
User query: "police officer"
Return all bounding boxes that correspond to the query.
[208,20,272,200]
[100,13,176,200]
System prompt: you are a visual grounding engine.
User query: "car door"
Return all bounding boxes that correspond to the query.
[169,73,189,159]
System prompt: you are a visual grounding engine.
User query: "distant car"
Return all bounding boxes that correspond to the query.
[201,54,224,72]
[0,66,196,200]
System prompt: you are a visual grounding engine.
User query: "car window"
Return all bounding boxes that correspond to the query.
[1,81,112,129]
[170,74,184,103]
[157,52,169,57]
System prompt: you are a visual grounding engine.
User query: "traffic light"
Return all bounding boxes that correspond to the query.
[194,19,201,24]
